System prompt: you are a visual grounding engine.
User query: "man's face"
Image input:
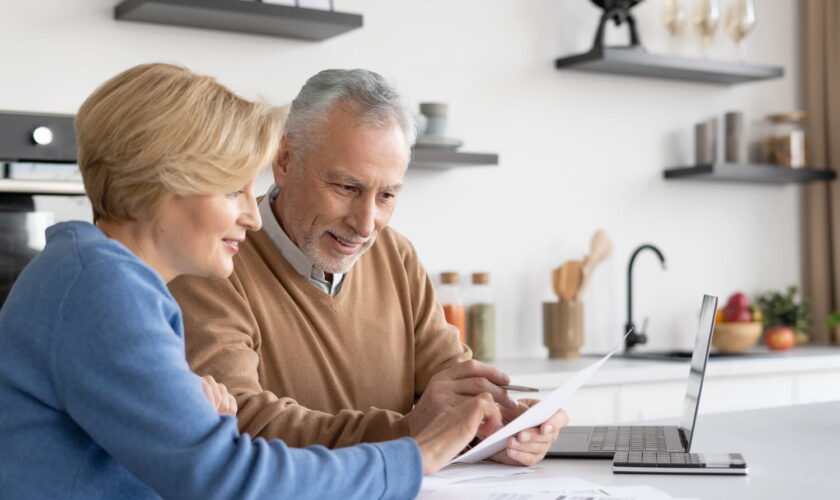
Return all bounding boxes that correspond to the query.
[273,104,408,274]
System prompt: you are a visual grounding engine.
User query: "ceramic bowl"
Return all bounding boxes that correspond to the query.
[712,322,763,353]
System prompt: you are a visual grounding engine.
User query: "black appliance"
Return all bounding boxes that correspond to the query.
[0,111,80,306]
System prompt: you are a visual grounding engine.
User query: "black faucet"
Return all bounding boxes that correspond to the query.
[625,244,667,351]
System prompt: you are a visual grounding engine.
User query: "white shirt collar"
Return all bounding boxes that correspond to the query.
[258,185,344,295]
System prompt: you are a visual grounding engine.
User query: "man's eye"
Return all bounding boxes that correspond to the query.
[380,192,396,200]
[336,184,356,193]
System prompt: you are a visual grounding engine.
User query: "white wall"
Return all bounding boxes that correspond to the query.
[0,0,803,358]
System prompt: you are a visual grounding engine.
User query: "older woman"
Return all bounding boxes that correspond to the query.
[0,63,501,500]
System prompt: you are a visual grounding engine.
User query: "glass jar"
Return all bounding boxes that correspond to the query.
[466,272,495,361]
[439,271,466,344]
[764,111,807,168]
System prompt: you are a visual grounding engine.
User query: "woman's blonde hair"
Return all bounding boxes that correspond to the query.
[76,63,282,223]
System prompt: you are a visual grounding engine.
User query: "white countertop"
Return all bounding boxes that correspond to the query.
[489,346,840,389]
[423,401,840,500]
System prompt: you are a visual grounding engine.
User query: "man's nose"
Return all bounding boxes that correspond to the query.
[348,195,376,239]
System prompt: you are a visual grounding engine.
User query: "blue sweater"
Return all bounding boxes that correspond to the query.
[0,221,421,500]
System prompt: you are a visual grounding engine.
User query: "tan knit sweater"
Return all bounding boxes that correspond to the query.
[169,226,469,448]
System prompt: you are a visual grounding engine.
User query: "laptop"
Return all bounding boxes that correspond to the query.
[548,294,718,458]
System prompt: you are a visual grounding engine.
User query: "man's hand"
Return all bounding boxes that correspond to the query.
[201,375,237,416]
[487,399,568,467]
[414,393,503,475]
[407,360,518,437]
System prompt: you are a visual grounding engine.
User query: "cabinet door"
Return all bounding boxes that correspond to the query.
[795,370,840,404]
[701,375,794,413]
[618,381,686,422]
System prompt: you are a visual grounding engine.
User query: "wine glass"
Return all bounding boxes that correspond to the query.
[663,0,687,36]
[725,0,757,61]
[694,0,721,58]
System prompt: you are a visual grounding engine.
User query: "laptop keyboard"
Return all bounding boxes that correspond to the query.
[587,426,670,452]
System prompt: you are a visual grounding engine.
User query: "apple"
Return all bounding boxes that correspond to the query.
[723,303,753,323]
[727,292,750,311]
[765,326,795,351]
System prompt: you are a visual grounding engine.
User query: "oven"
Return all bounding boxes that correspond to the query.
[0,111,82,305]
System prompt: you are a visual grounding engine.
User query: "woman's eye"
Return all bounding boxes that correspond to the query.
[228,190,244,198]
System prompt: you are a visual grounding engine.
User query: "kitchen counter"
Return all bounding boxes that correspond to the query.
[422,401,840,500]
[490,346,840,388]
[489,347,840,424]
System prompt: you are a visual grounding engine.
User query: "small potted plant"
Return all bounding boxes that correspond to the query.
[755,285,811,350]
[826,312,840,344]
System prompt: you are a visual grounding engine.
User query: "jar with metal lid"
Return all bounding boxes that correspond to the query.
[763,111,807,168]
[439,271,466,344]
[466,272,495,361]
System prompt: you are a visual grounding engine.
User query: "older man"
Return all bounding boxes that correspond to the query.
[169,69,565,466]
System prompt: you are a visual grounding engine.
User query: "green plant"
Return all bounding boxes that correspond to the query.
[826,312,840,332]
[755,285,811,333]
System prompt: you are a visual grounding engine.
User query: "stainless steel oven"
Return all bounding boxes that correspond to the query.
[0,111,81,305]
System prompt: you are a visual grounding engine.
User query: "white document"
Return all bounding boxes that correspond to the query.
[449,340,625,464]
[421,463,538,491]
[420,476,679,500]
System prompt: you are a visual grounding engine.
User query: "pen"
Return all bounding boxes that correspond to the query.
[499,384,539,392]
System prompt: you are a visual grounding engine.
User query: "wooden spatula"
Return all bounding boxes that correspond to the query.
[577,229,613,297]
[557,260,582,302]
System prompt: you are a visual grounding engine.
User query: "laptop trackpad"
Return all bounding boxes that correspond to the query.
[551,431,591,452]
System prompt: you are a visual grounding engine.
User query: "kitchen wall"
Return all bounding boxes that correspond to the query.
[0,0,803,357]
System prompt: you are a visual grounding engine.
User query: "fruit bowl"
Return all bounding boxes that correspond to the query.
[712,322,763,353]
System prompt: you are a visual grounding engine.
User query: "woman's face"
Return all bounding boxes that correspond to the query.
[155,179,261,280]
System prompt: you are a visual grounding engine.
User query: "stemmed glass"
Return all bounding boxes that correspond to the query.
[693,0,721,58]
[724,0,757,61]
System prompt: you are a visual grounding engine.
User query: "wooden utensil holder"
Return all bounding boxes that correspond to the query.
[543,300,583,359]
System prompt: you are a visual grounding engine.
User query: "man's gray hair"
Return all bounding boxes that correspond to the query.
[284,69,416,159]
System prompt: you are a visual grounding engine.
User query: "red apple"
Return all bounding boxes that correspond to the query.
[723,303,753,323]
[727,292,750,310]
[765,326,795,351]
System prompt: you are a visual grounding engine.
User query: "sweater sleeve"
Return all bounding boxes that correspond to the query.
[53,261,421,500]
[401,238,473,396]
[170,273,411,448]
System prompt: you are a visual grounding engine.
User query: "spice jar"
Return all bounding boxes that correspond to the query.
[764,111,807,168]
[439,271,466,343]
[466,272,495,361]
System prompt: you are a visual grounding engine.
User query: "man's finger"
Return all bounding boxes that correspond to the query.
[450,377,517,409]
[446,359,511,386]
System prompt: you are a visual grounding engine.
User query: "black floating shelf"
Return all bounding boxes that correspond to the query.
[555,47,783,85]
[409,149,499,170]
[664,163,836,184]
[114,0,363,41]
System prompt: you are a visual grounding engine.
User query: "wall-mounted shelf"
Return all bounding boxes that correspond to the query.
[555,47,783,85]
[114,0,363,41]
[0,179,86,196]
[409,149,499,170]
[664,163,836,184]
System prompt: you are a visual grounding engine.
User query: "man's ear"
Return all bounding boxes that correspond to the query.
[272,134,292,188]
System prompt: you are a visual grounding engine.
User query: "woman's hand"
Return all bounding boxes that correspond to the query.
[414,393,503,475]
[200,375,237,416]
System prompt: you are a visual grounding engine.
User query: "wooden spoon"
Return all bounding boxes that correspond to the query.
[558,260,582,302]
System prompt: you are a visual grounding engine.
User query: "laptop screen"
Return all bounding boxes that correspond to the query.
[678,294,718,450]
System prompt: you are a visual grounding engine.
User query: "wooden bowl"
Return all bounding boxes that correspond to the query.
[712,322,763,353]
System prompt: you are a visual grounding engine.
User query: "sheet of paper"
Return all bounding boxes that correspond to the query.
[421,463,538,490]
[419,476,679,500]
[449,339,625,464]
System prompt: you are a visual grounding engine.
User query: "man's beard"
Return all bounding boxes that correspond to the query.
[300,228,376,274]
